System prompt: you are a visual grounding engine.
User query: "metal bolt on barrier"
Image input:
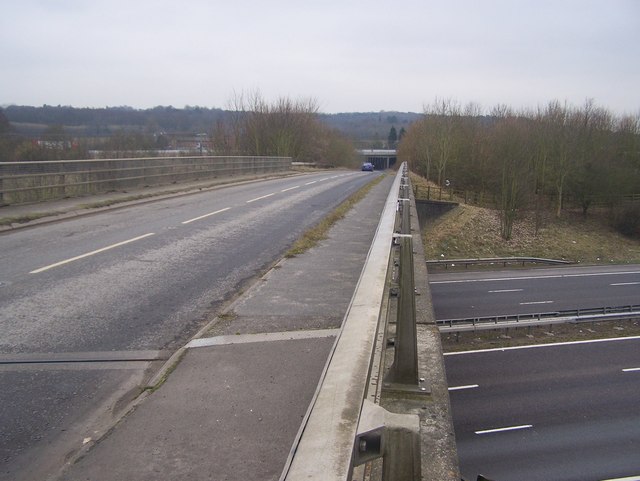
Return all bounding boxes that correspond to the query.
[354,400,421,480]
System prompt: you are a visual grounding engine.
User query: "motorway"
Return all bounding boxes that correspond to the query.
[0,170,379,480]
[430,264,640,320]
[446,337,640,481]
[432,265,640,480]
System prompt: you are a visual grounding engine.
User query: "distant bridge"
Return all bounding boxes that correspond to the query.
[358,149,397,170]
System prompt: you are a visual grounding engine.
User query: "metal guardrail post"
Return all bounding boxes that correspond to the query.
[399,169,410,232]
[384,235,427,393]
[354,400,421,480]
[398,198,411,234]
[384,170,428,394]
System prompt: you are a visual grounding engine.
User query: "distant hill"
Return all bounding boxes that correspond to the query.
[319,111,421,147]
[2,105,228,137]
[2,105,421,147]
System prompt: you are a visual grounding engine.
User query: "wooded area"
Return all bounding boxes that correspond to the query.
[0,95,368,168]
[210,92,358,166]
[0,102,416,165]
[398,99,640,240]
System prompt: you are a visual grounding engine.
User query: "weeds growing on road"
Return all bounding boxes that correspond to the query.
[0,212,60,226]
[286,174,386,257]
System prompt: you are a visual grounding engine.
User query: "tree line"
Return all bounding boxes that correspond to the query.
[0,95,360,168]
[399,99,640,239]
[211,91,358,166]
[3,104,227,134]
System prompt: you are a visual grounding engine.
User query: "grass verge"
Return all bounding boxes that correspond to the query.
[285,174,386,257]
[442,319,640,352]
[425,204,640,264]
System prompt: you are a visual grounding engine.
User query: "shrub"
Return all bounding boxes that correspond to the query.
[611,204,640,238]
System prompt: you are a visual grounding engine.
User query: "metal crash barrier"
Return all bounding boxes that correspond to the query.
[281,163,426,481]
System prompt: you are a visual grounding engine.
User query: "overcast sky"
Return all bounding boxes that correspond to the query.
[2,0,639,114]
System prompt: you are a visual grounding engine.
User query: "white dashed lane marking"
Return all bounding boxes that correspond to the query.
[30,233,156,274]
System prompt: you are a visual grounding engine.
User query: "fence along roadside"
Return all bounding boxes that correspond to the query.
[0,156,291,205]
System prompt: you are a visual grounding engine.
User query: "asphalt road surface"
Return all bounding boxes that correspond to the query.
[0,171,379,481]
[435,264,640,480]
[429,264,640,320]
[446,336,640,481]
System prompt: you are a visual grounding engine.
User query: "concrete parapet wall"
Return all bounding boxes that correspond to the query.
[0,156,291,205]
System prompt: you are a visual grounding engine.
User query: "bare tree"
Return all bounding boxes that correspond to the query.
[424,98,461,186]
[544,101,572,217]
[398,98,640,239]
[488,110,534,239]
[222,90,355,167]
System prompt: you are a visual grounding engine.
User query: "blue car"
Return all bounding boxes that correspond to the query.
[361,162,374,171]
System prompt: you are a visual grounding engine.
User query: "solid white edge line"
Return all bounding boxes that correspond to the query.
[432,276,562,284]
[280,185,300,193]
[622,367,640,372]
[448,384,479,391]
[444,335,640,356]
[475,424,532,435]
[600,476,640,481]
[30,233,156,274]
[430,270,640,284]
[182,207,231,224]
[246,192,275,203]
